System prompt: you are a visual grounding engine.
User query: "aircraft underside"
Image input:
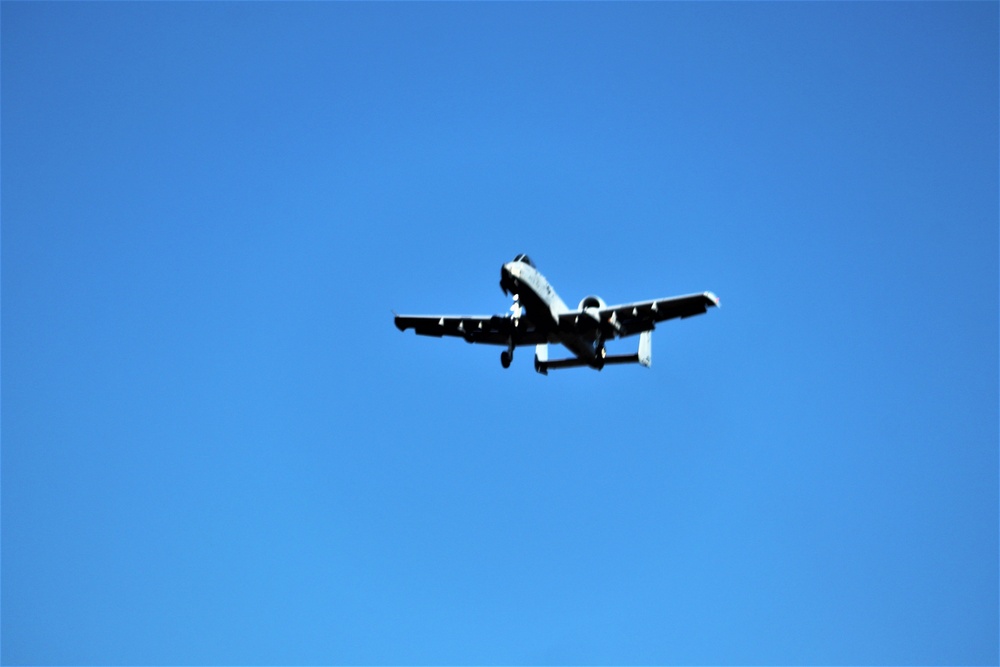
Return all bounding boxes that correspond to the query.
[395,254,717,374]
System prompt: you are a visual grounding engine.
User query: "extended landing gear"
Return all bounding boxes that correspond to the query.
[500,294,522,370]
[593,338,608,370]
[501,336,516,368]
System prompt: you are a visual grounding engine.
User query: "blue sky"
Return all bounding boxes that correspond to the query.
[2,2,997,664]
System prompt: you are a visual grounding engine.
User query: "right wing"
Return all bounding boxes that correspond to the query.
[394,314,547,346]
[558,291,720,338]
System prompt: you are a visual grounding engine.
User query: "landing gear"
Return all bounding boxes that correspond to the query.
[499,293,522,370]
[509,293,523,319]
[594,337,607,369]
[500,336,516,369]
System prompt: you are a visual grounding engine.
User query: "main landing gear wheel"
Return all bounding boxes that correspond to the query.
[593,340,607,370]
[500,350,512,368]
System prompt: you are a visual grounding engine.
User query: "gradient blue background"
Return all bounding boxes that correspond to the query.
[3,3,997,664]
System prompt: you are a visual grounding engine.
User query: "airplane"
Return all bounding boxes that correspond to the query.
[394,254,719,374]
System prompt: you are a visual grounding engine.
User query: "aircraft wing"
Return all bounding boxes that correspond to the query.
[394,314,548,346]
[559,291,720,338]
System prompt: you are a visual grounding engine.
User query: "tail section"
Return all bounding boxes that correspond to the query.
[638,330,652,367]
[534,344,549,375]
[534,332,653,374]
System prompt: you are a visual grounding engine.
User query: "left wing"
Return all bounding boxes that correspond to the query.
[394,314,548,346]
[559,291,720,338]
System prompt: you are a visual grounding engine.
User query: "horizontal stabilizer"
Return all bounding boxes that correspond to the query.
[534,352,650,373]
[537,356,593,372]
[602,352,642,366]
[535,332,653,374]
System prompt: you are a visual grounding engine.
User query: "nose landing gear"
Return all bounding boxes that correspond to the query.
[509,293,523,319]
[500,294,523,369]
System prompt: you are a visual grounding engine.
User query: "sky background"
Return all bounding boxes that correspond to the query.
[2,3,997,665]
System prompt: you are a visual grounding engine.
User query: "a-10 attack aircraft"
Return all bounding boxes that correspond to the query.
[394,254,719,374]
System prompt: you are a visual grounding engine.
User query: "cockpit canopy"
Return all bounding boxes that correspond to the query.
[512,253,535,267]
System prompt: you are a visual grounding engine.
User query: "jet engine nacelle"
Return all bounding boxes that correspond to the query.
[577,295,606,311]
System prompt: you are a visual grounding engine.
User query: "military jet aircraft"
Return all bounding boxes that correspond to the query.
[394,254,719,374]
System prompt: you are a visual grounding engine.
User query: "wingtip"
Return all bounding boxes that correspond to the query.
[705,291,720,308]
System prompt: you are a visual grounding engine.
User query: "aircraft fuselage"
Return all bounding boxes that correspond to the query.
[500,259,607,367]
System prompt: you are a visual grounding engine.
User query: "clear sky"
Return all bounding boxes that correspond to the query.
[3,2,997,665]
